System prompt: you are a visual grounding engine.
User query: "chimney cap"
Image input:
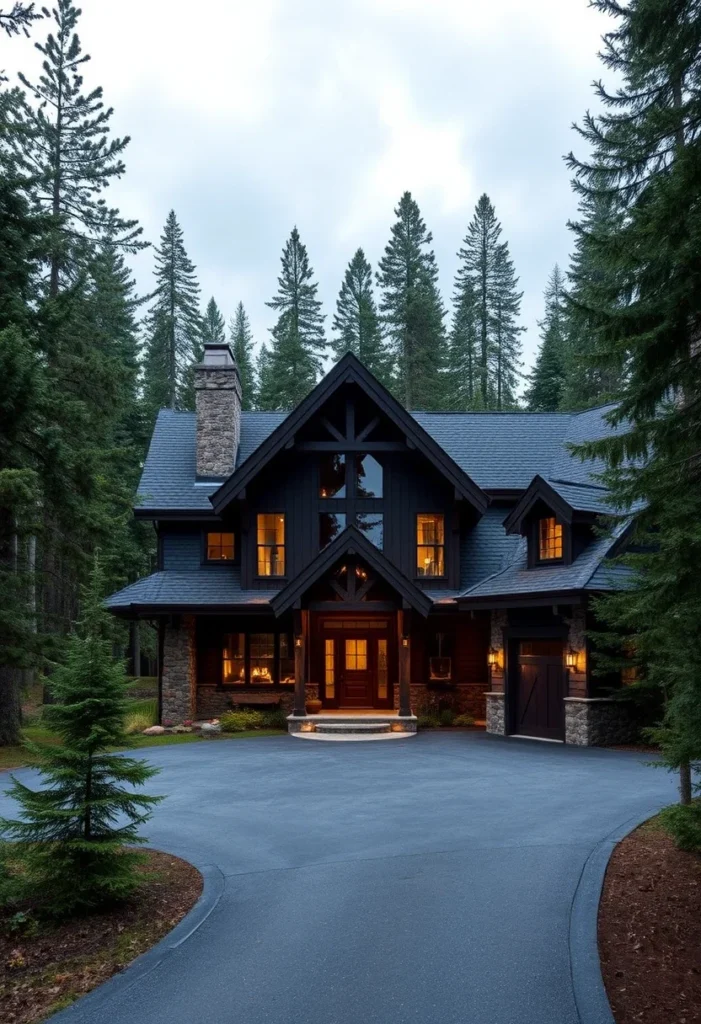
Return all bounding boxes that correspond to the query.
[197,342,237,369]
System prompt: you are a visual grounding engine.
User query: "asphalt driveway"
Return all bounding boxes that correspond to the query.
[0,732,678,1024]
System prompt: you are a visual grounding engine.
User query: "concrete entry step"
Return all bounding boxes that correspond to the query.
[314,720,391,734]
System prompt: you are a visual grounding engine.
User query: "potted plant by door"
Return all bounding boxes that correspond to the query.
[305,698,323,715]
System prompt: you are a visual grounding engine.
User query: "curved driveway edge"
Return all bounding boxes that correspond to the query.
[51,861,225,1021]
[569,806,664,1024]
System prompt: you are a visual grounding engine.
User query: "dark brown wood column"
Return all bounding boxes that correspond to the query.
[293,608,308,716]
[398,607,411,717]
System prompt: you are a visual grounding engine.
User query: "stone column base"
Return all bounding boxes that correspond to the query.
[485,692,505,735]
[564,697,637,747]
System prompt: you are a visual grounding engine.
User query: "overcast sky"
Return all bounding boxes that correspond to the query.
[5,0,611,382]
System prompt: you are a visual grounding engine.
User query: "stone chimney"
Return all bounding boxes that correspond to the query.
[195,342,242,478]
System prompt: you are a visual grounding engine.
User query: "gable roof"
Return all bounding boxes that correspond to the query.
[502,475,621,534]
[210,352,489,515]
[270,524,433,617]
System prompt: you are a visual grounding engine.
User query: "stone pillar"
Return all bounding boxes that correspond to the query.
[161,615,196,723]
[563,605,587,697]
[564,697,636,746]
[489,610,508,692]
[485,693,506,735]
[398,609,411,717]
[293,609,307,716]
[195,343,242,478]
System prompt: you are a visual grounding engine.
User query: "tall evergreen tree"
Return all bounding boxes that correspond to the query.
[201,296,226,345]
[568,0,701,819]
[264,226,326,409]
[447,276,481,410]
[525,265,568,411]
[10,0,142,296]
[230,301,255,410]
[332,248,391,386]
[455,194,523,408]
[142,211,202,417]
[376,192,447,409]
[254,342,275,411]
[0,558,162,915]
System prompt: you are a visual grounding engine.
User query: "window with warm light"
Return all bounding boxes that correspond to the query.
[223,633,245,683]
[206,532,234,561]
[538,517,563,561]
[257,514,285,576]
[249,633,274,683]
[417,514,445,576]
[345,638,367,671]
[222,631,294,685]
[325,639,335,699]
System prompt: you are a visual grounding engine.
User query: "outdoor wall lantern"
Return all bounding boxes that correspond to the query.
[295,637,303,648]
[487,648,499,668]
[565,649,578,670]
[401,636,409,648]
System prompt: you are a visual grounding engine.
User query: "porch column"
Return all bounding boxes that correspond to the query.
[293,608,307,716]
[398,608,411,717]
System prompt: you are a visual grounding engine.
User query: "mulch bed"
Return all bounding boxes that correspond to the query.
[1,851,202,1024]
[599,818,701,1024]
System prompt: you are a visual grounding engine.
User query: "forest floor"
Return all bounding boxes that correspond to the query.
[0,850,202,1024]
[599,814,701,1024]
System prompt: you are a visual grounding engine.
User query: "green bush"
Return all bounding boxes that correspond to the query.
[127,698,158,724]
[453,713,475,728]
[220,710,266,733]
[124,712,154,735]
[263,709,289,730]
[659,801,701,852]
[0,843,26,912]
[417,714,440,729]
[439,709,455,727]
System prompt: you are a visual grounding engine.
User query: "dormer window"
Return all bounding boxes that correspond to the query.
[538,517,563,562]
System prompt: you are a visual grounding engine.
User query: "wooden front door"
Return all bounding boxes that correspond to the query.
[515,639,565,740]
[339,635,373,707]
[317,619,393,709]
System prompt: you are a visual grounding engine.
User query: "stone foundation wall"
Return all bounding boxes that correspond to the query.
[485,692,505,735]
[564,698,637,746]
[409,684,485,720]
[196,688,297,719]
[161,616,196,723]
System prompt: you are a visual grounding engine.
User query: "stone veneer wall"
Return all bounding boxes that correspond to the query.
[564,698,637,746]
[485,693,505,735]
[196,685,316,720]
[161,616,196,723]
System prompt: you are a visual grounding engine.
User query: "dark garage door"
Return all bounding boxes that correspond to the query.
[515,639,565,740]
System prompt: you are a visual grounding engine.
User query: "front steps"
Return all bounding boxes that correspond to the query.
[287,713,417,741]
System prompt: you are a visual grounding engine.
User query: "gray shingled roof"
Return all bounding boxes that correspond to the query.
[106,569,280,610]
[545,479,622,516]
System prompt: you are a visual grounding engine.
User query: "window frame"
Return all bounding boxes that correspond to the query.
[202,530,236,564]
[220,631,295,687]
[256,512,286,579]
[416,512,447,579]
[531,515,568,567]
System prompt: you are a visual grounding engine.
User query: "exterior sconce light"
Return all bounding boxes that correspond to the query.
[565,649,578,670]
[487,648,499,668]
[401,636,409,648]
[295,637,302,649]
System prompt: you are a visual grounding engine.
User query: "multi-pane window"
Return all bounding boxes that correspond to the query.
[356,454,383,497]
[206,532,235,561]
[279,634,295,684]
[319,512,346,548]
[324,639,335,699]
[345,638,368,671]
[356,512,383,549]
[319,454,346,498]
[538,517,563,561]
[257,514,285,576]
[249,633,275,683]
[223,633,245,683]
[377,638,388,700]
[416,514,445,577]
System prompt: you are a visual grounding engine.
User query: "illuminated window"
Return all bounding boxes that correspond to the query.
[538,517,563,561]
[250,633,274,683]
[257,514,285,576]
[377,638,388,700]
[345,638,367,671]
[319,454,346,498]
[325,639,335,700]
[279,634,295,685]
[417,514,445,577]
[206,532,234,561]
[223,633,245,684]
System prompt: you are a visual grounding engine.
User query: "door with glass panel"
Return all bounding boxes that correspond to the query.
[322,628,391,709]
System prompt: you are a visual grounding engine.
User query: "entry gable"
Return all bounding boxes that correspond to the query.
[270,525,432,617]
[210,353,488,515]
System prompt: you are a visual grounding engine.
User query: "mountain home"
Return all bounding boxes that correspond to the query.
[107,346,635,744]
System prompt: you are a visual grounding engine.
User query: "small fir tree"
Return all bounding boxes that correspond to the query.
[264,226,326,408]
[142,210,202,417]
[0,557,162,916]
[201,296,226,345]
[332,248,392,386]
[376,192,447,409]
[525,265,568,411]
[230,301,255,410]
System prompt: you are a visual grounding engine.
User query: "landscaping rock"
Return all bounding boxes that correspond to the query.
[143,725,166,736]
[200,723,221,737]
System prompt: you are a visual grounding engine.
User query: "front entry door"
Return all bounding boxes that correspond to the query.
[516,640,565,740]
[339,636,373,708]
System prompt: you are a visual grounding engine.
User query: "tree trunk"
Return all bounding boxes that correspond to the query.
[0,665,22,746]
[680,761,692,805]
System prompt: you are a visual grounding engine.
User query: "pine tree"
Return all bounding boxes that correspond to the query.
[0,557,162,916]
[447,275,480,410]
[254,342,275,410]
[568,0,701,821]
[525,265,568,411]
[264,226,326,408]
[201,296,226,345]
[455,194,523,408]
[230,301,255,410]
[11,0,143,296]
[376,192,447,409]
[142,211,202,417]
[332,248,391,386]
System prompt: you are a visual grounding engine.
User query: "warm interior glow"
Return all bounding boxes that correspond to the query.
[257,514,285,576]
[565,649,578,670]
[207,531,234,561]
[345,638,367,671]
[538,517,563,561]
[417,514,446,576]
